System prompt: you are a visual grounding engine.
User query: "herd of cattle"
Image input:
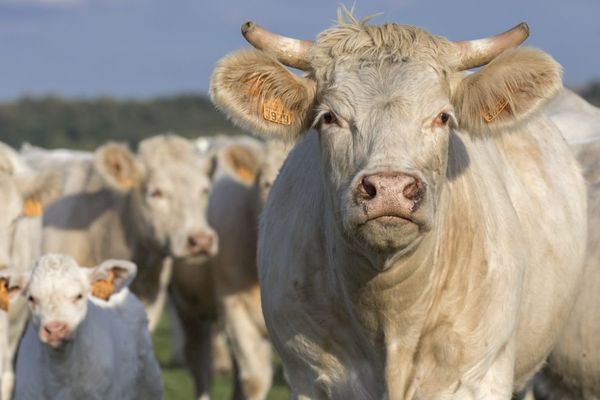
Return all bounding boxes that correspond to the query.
[0,13,599,400]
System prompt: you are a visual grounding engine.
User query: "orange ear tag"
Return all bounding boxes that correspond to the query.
[23,199,43,217]
[119,177,135,190]
[0,279,10,312]
[236,166,255,184]
[91,270,115,301]
[262,98,293,126]
[482,98,510,123]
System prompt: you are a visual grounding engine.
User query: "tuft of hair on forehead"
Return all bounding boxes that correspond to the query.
[138,134,198,167]
[31,254,81,282]
[309,10,455,82]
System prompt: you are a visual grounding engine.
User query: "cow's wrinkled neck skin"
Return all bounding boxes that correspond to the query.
[320,131,511,397]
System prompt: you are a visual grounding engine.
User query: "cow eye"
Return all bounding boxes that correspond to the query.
[27,295,36,304]
[322,112,337,125]
[74,294,83,302]
[436,112,451,126]
[149,189,163,198]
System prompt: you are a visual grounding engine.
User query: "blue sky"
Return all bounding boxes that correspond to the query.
[0,0,598,100]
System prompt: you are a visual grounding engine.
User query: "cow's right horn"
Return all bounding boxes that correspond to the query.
[241,21,313,71]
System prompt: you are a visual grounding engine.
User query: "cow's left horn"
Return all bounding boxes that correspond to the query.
[451,22,530,70]
[241,21,313,70]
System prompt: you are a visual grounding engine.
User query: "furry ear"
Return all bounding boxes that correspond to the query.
[94,143,144,192]
[0,269,29,312]
[89,259,137,301]
[452,48,562,136]
[218,143,263,184]
[15,171,63,217]
[210,49,317,142]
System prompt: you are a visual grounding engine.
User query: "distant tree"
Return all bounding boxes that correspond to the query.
[0,94,244,150]
[579,81,600,107]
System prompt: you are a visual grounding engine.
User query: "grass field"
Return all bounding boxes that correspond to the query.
[151,314,290,400]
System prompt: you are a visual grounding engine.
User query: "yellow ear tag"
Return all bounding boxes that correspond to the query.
[262,98,293,126]
[23,199,43,217]
[482,98,510,123]
[0,279,10,312]
[236,166,255,184]
[118,177,135,189]
[91,270,115,301]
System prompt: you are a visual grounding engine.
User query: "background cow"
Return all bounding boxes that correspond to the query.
[0,143,61,400]
[170,137,290,400]
[41,134,217,331]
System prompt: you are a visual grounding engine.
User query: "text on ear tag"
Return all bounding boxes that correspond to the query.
[91,271,115,301]
[23,199,43,217]
[482,98,510,123]
[0,279,10,312]
[262,98,293,126]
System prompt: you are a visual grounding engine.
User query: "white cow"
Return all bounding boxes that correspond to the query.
[527,92,600,399]
[40,135,218,331]
[0,143,61,400]
[210,14,587,399]
[0,253,163,400]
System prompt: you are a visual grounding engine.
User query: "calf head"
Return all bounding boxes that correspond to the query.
[0,254,136,348]
[211,13,561,260]
[94,135,218,259]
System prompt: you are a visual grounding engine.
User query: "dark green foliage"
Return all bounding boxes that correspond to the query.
[0,81,599,152]
[0,94,244,150]
[579,82,600,107]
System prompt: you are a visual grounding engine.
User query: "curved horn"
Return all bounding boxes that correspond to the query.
[241,21,313,70]
[452,22,530,70]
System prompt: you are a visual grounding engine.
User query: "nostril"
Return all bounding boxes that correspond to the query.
[187,234,213,252]
[403,179,425,202]
[361,177,377,199]
[187,236,198,248]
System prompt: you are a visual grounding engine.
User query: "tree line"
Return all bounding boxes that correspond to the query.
[0,83,599,151]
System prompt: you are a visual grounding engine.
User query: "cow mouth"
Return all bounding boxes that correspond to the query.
[361,211,419,227]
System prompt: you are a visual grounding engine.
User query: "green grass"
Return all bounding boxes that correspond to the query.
[151,314,290,400]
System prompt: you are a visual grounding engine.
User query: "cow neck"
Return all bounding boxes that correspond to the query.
[328,155,488,350]
[121,190,168,262]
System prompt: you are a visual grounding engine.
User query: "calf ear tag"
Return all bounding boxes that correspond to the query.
[91,271,115,301]
[0,279,10,312]
[23,198,43,217]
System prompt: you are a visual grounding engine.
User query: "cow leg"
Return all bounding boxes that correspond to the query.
[165,299,185,366]
[224,296,272,400]
[170,293,213,400]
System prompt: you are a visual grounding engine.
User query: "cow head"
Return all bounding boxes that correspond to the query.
[0,254,136,348]
[0,148,61,270]
[94,135,218,259]
[210,14,561,258]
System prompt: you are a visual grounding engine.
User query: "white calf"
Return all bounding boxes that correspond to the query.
[0,254,163,400]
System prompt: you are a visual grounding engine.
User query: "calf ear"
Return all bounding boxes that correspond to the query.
[0,269,29,312]
[210,49,317,142]
[15,171,62,217]
[219,143,263,184]
[452,48,562,136]
[94,143,144,192]
[89,260,137,301]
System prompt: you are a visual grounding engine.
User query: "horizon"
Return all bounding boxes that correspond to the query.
[0,0,598,101]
